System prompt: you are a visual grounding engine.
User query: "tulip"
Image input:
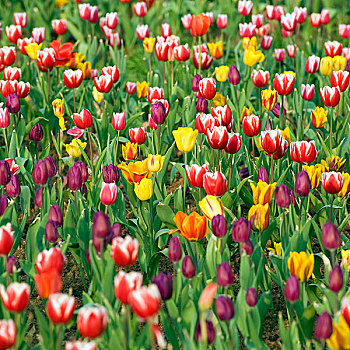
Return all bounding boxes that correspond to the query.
[228,65,240,85]
[341,297,350,325]
[77,306,108,339]
[195,97,208,113]
[320,57,333,76]
[29,123,43,142]
[225,132,242,154]
[243,47,265,66]
[0,81,17,99]
[147,87,164,104]
[173,127,198,153]
[203,171,227,196]
[168,235,182,262]
[207,126,228,149]
[190,14,211,36]
[281,13,297,32]
[216,262,234,287]
[251,180,276,205]
[44,157,57,178]
[261,89,278,111]
[320,86,341,107]
[147,154,164,173]
[288,251,314,282]
[102,165,119,184]
[192,51,213,70]
[248,203,269,232]
[321,172,343,194]
[215,296,235,321]
[34,187,43,208]
[211,215,227,238]
[217,14,227,29]
[75,161,88,183]
[3,67,21,81]
[129,127,147,145]
[199,78,216,100]
[181,14,192,29]
[111,235,139,266]
[130,284,161,319]
[273,73,295,95]
[275,183,292,208]
[322,222,341,251]
[47,293,76,324]
[284,275,300,302]
[45,220,58,243]
[260,129,282,154]
[5,93,20,113]
[252,70,269,88]
[32,27,45,44]
[14,12,27,27]
[198,283,217,311]
[231,217,251,242]
[294,170,311,197]
[192,74,201,92]
[300,83,315,101]
[52,19,67,35]
[122,142,137,161]
[274,48,286,62]
[6,25,22,43]
[260,35,273,50]
[0,282,30,313]
[151,101,166,125]
[338,172,350,198]
[294,7,307,23]
[133,1,147,17]
[182,255,195,278]
[246,288,258,307]
[32,159,48,186]
[34,269,62,299]
[242,114,261,137]
[5,174,20,198]
[36,247,64,275]
[114,271,143,304]
[112,112,126,131]
[63,69,83,89]
[314,311,333,340]
[68,165,82,191]
[330,70,350,92]
[92,212,111,241]
[257,166,269,183]
[289,141,317,164]
[174,44,190,61]
[332,55,346,71]
[153,272,173,300]
[94,75,113,93]
[134,178,153,201]
[329,266,343,293]
[0,47,16,66]
[241,239,254,255]
[143,37,156,54]
[0,319,16,349]
[155,42,169,61]
[324,41,342,58]
[195,320,216,345]
[215,66,229,82]
[136,25,149,40]
[118,160,152,184]
[100,182,118,205]
[0,106,10,129]
[305,55,320,74]
[339,24,350,39]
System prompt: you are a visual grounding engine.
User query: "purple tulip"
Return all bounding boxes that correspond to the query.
[195,96,208,113]
[153,272,173,300]
[168,236,182,262]
[212,215,227,237]
[329,265,343,293]
[182,255,195,278]
[5,93,20,114]
[246,288,258,307]
[0,160,11,186]
[45,219,59,243]
[49,204,63,227]
[151,101,166,125]
[228,65,240,85]
[194,320,216,344]
[284,275,300,302]
[232,217,251,242]
[294,170,311,197]
[257,166,269,183]
[314,311,333,340]
[217,262,234,287]
[192,74,201,92]
[322,222,341,251]
[68,165,82,191]
[32,159,48,186]
[6,174,20,198]
[29,123,43,141]
[215,296,235,321]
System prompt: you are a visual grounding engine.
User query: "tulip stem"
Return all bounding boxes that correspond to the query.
[280,96,284,129]
[2,129,8,155]
[225,321,234,350]
[183,152,188,212]
[124,305,129,350]
[157,126,161,154]
[163,62,166,85]
[270,156,274,183]
[329,195,334,223]
[228,155,234,190]
[299,197,304,232]
[258,88,261,117]
[47,71,51,102]
[330,107,333,152]
[73,88,76,113]
[212,148,215,170]
[252,138,255,166]
[198,36,202,75]
[56,325,62,350]
[115,130,120,165]
[148,53,152,81]
[199,312,208,348]
[3,255,9,285]
[87,130,94,185]
[73,191,78,222]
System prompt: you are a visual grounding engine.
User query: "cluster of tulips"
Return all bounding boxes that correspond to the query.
[0,0,349,349]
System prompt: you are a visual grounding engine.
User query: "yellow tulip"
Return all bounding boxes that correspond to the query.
[25,43,42,60]
[199,195,224,220]
[173,127,198,153]
[215,65,229,82]
[147,154,165,172]
[58,117,66,131]
[261,89,278,111]
[64,139,87,158]
[320,155,346,172]
[326,316,350,350]
[303,165,322,189]
[250,180,276,205]
[242,36,257,51]
[207,41,223,59]
[134,178,153,201]
[248,203,269,232]
[243,48,265,67]
[281,127,291,144]
[240,106,253,122]
[288,251,314,282]
[143,37,156,53]
[55,0,68,7]
[77,61,92,79]
[67,52,85,69]
[137,81,149,99]
[333,55,347,71]
[337,172,350,198]
[341,250,350,271]
[310,107,328,128]
[52,99,65,118]
[320,57,333,76]
[118,160,152,184]
[267,242,282,257]
[212,92,226,107]
[122,142,138,161]
[92,87,104,103]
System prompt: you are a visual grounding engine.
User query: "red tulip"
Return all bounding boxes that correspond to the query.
[242,115,261,137]
[112,112,126,131]
[114,270,143,304]
[174,44,190,62]
[287,44,296,58]
[63,69,83,89]
[207,126,228,150]
[273,138,289,160]
[185,164,208,188]
[339,24,350,39]
[0,106,10,128]
[305,55,320,74]
[341,297,350,327]
[203,171,228,196]
[0,80,17,98]
[217,14,227,29]
[274,49,286,62]
[225,132,242,154]
[330,71,350,92]
[238,1,253,16]
[35,247,65,275]
[52,19,67,35]
[34,269,62,299]
[6,159,19,175]
[32,27,45,44]
[192,52,213,70]
[77,306,108,339]
[251,14,263,28]
[161,23,171,38]
[17,38,33,56]
[136,24,149,40]
[256,24,271,37]
[281,13,296,32]
[290,141,317,164]
[211,105,232,126]
[37,48,56,71]
[239,23,256,38]
[6,25,22,43]
[106,12,118,29]
[261,35,273,50]
[133,2,147,17]
[274,6,285,20]
[126,82,137,95]
[100,182,118,206]
[181,14,192,29]
[94,75,113,93]
[71,109,93,129]
[0,47,16,66]
[252,70,269,88]
[199,78,216,100]
[101,65,119,84]
[0,282,30,313]
[148,114,158,130]
[320,9,330,25]
[129,127,147,144]
[273,73,295,95]
[324,41,342,58]
[260,129,282,154]
[3,67,21,81]
[197,113,220,135]
[17,81,30,98]
[266,5,275,20]
[111,235,139,266]
[129,285,161,319]
[0,223,13,255]
[301,84,315,101]
[147,87,164,104]
[294,7,307,23]
[14,12,27,27]
[65,342,96,350]
[321,172,343,194]
[47,293,76,324]
[310,13,322,27]
[319,86,341,107]
[155,42,169,62]
[190,14,211,37]
[0,320,16,349]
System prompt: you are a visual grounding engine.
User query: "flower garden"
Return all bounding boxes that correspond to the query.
[0,0,349,348]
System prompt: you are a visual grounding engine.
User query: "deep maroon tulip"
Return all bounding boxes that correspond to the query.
[314,311,333,340]
[217,262,234,287]
[102,164,119,183]
[68,165,82,191]
[92,211,111,238]
[322,222,341,251]
[257,166,269,183]
[74,161,88,182]
[228,64,240,85]
[272,102,286,118]
[32,159,48,185]
[151,101,166,125]
[0,160,11,185]
[242,239,254,255]
[48,204,63,227]
[0,195,8,216]
[34,187,43,207]
[195,97,208,113]
[284,275,300,302]
[44,156,57,177]
[45,219,59,243]
[329,265,343,293]
[232,217,251,242]
[5,93,20,114]
[168,236,182,262]
[195,320,216,344]
[239,167,249,180]
[192,74,201,92]
[275,183,291,208]
[29,123,43,141]
[182,255,195,278]
[246,288,258,307]
[215,296,235,321]
[153,272,173,300]
[294,170,311,197]
[212,215,227,237]
[6,174,20,197]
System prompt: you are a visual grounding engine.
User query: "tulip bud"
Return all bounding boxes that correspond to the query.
[194,320,216,345]
[152,272,173,300]
[29,123,43,141]
[6,255,16,273]
[68,165,82,191]
[168,236,182,262]
[151,101,166,125]
[239,167,249,180]
[6,175,20,197]
[0,160,11,185]
[245,287,258,307]
[44,156,57,178]
[34,187,43,207]
[314,311,333,340]
[329,265,343,293]
[229,65,241,85]
[92,212,111,239]
[215,296,235,321]
[182,255,195,278]
[74,161,88,183]
[45,220,59,243]
[257,166,269,183]
[212,215,227,237]
[242,239,254,255]
[102,164,119,183]
[5,93,20,113]
[232,217,251,242]
[294,170,311,197]
[322,222,341,251]
[275,183,291,208]
[284,275,300,302]
[48,204,63,227]
[195,96,208,113]
[216,262,234,287]
[192,74,201,92]
[32,159,48,186]
[198,283,217,311]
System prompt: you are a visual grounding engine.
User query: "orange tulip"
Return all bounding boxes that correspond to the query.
[170,211,208,241]
[34,269,62,299]
[191,15,210,37]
